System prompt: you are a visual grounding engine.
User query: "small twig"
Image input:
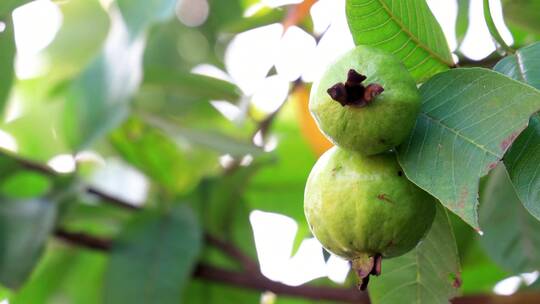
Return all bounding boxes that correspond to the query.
[0,150,57,176]
[86,187,141,211]
[204,234,259,275]
[193,264,368,304]
[457,55,502,68]
[54,228,112,251]
[483,0,514,54]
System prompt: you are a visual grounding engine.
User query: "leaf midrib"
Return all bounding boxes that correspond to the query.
[374,0,454,67]
[515,51,529,83]
[420,112,499,158]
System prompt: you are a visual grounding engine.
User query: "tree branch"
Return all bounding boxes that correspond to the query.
[204,233,259,275]
[86,187,141,210]
[53,228,368,303]
[194,264,368,303]
[53,229,540,304]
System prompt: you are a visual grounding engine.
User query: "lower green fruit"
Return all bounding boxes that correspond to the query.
[304,146,436,287]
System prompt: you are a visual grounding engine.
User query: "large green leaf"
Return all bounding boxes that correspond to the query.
[503,115,540,220]
[455,0,470,47]
[103,204,202,304]
[117,0,177,39]
[42,0,110,81]
[0,172,51,199]
[63,0,177,149]
[346,0,454,82]
[1,80,70,162]
[459,240,507,295]
[398,68,540,229]
[502,0,540,36]
[479,165,540,273]
[494,43,540,220]
[495,42,540,89]
[0,199,57,289]
[368,204,461,304]
[146,115,262,157]
[13,245,107,304]
[110,118,219,194]
[0,17,14,114]
[144,68,241,102]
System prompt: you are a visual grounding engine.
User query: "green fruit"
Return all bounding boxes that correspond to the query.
[304,146,435,286]
[309,45,420,155]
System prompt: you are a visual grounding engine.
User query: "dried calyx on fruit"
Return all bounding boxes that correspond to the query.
[304,147,436,290]
[309,45,421,155]
[327,69,384,108]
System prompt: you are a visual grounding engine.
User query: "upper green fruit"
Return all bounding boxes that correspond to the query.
[304,146,435,286]
[309,45,420,155]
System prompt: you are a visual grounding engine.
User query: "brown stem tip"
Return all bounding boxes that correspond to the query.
[327,69,384,107]
[352,253,383,291]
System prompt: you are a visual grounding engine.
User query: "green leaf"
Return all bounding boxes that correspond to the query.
[397,68,540,229]
[184,279,260,304]
[58,201,132,238]
[0,17,14,114]
[502,0,540,36]
[0,199,57,289]
[110,118,219,194]
[117,0,177,39]
[144,68,241,102]
[64,1,177,149]
[368,204,461,304]
[495,42,540,89]
[0,172,51,199]
[146,115,263,157]
[503,115,540,220]
[459,240,507,295]
[0,0,30,15]
[456,0,470,46]
[479,164,540,273]
[222,7,285,34]
[103,204,202,304]
[494,42,540,220]
[345,0,454,82]
[42,0,110,81]
[13,245,107,304]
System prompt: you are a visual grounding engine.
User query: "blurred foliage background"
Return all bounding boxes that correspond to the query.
[0,0,539,303]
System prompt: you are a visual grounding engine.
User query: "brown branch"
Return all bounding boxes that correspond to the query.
[52,229,367,303]
[54,228,112,251]
[194,264,368,303]
[84,187,260,273]
[204,234,259,274]
[0,150,57,176]
[456,56,502,68]
[86,187,141,211]
[53,229,540,304]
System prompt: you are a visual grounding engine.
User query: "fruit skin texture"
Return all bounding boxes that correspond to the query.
[309,45,420,155]
[304,146,435,260]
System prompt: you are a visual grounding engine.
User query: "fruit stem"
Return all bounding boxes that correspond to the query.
[351,253,383,291]
[351,254,374,291]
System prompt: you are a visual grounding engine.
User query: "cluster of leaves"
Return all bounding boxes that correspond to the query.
[0,0,538,304]
[346,0,540,302]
